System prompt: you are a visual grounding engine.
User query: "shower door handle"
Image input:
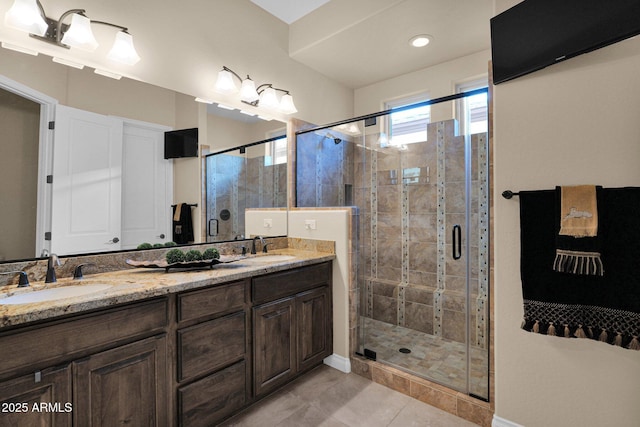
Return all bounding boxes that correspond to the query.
[208,219,219,236]
[452,225,462,260]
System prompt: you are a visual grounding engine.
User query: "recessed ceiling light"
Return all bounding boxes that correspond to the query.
[409,34,432,48]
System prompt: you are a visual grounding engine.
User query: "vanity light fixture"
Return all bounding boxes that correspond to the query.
[214,66,298,114]
[3,0,140,65]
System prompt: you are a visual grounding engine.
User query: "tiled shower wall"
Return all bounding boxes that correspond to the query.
[296,135,354,207]
[356,120,489,349]
[206,154,286,241]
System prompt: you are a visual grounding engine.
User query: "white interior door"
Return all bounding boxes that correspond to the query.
[121,121,172,249]
[51,105,123,255]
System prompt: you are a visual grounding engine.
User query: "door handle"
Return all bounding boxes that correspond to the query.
[208,219,219,236]
[452,225,462,260]
[157,234,165,239]
[106,237,120,244]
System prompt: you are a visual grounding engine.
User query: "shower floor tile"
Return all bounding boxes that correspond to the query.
[362,317,489,394]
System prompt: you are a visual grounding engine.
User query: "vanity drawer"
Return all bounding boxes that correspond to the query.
[0,298,168,380]
[177,311,246,382]
[177,280,247,323]
[252,262,331,304]
[178,360,247,427]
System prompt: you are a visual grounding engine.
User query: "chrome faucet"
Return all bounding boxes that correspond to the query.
[45,254,61,283]
[251,236,265,255]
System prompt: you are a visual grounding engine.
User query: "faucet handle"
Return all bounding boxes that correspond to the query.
[0,271,30,287]
[262,243,270,253]
[73,263,96,279]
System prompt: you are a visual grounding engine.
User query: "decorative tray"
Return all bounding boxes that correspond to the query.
[126,255,246,272]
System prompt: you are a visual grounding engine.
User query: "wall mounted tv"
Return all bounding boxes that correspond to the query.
[164,128,198,159]
[491,0,640,84]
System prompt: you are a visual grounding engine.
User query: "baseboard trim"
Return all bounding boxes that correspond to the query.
[493,415,524,427]
[324,354,351,373]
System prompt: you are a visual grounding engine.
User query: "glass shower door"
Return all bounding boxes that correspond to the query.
[358,99,489,399]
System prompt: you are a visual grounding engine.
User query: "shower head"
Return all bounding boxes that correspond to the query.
[325,132,342,145]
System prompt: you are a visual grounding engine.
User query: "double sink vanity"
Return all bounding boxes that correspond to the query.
[0,248,334,426]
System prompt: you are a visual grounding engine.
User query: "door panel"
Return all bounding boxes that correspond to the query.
[51,105,123,254]
[121,123,172,249]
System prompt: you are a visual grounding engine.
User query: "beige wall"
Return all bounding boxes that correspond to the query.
[206,113,286,154]
[493,27,640,427]
[354,49,491,117]
[0,89,39,260]
[0,49,178,126]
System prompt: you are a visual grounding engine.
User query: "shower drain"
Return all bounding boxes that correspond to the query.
[398,348,411,354]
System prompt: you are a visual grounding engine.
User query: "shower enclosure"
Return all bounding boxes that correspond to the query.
[295,89,490,400]
[205,137,287,242]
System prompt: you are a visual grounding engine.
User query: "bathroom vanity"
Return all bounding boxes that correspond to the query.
[0,251,333,426]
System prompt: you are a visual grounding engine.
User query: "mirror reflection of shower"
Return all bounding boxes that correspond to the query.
[205,136,288,242]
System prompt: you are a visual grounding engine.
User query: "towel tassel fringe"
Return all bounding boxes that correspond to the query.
[547,322,556,336]
[599,329,608,342]
[575,325,587,338]
[614,332,623,346]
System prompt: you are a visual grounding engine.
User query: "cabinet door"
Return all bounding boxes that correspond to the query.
[297,287,332,372]
[253,298,296,397]
[0,365,72,426]
[73,335,168,427]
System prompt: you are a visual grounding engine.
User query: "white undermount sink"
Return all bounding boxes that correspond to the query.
[245,255,297,263]
[0,284,113,305]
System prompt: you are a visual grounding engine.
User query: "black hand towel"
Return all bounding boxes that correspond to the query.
[518,187,640,350]
[172,203,194,244]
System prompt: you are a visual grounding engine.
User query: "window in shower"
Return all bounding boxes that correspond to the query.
[264,136,287,166]
[456,80,488,135]
[384,93,430,148]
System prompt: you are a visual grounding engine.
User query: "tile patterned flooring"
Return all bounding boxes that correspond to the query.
[362,318,489,397]
[220,364,478,427]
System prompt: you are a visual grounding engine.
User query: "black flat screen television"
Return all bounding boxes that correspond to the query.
[491,0,640,84]
[164,128,198,159]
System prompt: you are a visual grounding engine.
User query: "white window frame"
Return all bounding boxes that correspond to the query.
[455,79,488,136]
[383,92,431,148]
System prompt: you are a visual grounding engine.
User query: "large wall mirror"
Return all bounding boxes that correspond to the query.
[0,49,289,264]
[204,104,288,242]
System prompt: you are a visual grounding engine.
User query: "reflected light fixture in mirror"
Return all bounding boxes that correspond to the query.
[215,66,298,114]
[3,0,140,65]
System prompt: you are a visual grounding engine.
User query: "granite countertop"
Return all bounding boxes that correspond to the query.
[0,249,334,329]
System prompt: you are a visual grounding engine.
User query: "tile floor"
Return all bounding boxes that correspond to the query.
[220,365,479,426]
[362,317,489,397]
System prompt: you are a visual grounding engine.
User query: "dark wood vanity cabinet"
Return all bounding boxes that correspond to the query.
[175,279,251,427]
[0,364,72,426]
[0,298,169,427]
[252,262,333,397]
[0,260,333,426]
